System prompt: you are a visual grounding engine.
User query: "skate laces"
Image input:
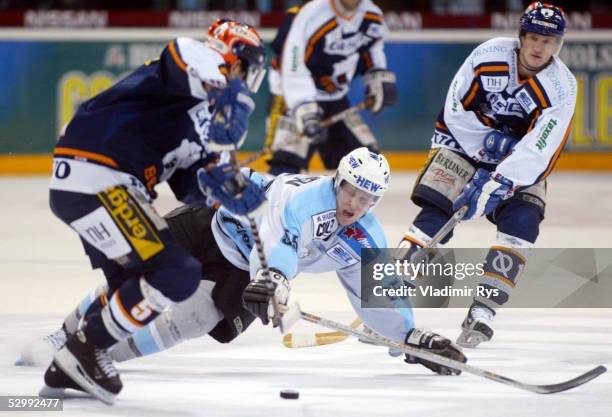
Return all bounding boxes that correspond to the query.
[45,328,67,349]
[95,348,118,378]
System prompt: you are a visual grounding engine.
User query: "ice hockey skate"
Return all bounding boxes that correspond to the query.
[42,328,122,405]
[456,305,495,348]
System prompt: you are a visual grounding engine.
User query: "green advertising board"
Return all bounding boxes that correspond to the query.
[1,36,611,154]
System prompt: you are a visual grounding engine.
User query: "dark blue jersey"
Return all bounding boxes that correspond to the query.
[55,37,228,201]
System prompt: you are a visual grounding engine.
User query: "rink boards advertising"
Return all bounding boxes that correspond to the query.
[0,30,611,171]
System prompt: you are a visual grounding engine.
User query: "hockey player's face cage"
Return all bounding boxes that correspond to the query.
[206,19,267,93]
[233,41,266,93]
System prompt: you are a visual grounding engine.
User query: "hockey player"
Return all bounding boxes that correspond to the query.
[30,148,466,400]
[42,20,268,404]
[395,2,576,347]
[264,0,398,175]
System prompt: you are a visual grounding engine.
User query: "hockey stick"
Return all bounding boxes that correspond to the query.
[282,317,363,348]
[226,150,291,333]
[295,305,606,394]
[240,101,369,167]
[394,205,467,264]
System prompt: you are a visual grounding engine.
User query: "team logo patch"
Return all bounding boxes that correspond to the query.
[481,75,508,92]
[70,207,132,259]
[516,88,538,114]
[98,186,165,261]
[312,210,338,240]
[326,244,358,266]
[342,224,374,248]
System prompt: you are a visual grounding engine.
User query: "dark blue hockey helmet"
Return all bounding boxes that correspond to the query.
[520,2,567,38]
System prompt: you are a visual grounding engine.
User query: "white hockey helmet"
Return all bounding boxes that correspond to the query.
[334,147,390,208]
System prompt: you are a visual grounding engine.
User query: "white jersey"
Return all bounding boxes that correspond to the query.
[280,0,388,110]
[434,37,577,188]
[212,173,413,344]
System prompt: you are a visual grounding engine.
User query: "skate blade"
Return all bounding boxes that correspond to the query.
[456,330,490,348]
[54,348,117,406]
[39,385,92,400]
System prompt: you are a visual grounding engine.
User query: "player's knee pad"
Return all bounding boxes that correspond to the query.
[159,281,223,342]
[475,233,533,310]
[494,201,543,243]
[84,276,168,347]
[339,109,378,149]
[267,115,310,174]
[411,148,476,216]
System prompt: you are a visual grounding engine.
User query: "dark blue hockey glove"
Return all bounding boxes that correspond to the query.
[208,78,255,152]
[196,163,266,215]
[480,130,518,161]
[453,168,513,221]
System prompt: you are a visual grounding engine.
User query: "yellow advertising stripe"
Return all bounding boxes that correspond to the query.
[2,152,612,175]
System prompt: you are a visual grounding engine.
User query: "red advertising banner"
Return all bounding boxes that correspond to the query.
[0,10,610,30]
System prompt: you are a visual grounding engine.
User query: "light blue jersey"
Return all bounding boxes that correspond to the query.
[212,173,414,344]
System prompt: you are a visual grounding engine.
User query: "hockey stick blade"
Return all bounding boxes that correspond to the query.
[283,318,363,348]
[296,306,607,394]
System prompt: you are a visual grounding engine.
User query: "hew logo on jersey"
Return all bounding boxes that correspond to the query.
[355,175,382,193]
[312,210,337,240]
[326,244,358,266]
[98,186,164,261]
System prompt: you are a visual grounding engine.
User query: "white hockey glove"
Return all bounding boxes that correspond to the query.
[364,70,397,114]
[294,101,326,144]
[404,328,467,375]
[242,268,290,326]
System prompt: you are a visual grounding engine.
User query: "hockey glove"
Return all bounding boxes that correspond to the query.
[242,269,290,326]
[364,70,397,114]
[196,163,266,216]
[294,102,326,144]
[404,328,467,375]
[208,78,255,152]
[453,168,514,221]
[479,130,518,161]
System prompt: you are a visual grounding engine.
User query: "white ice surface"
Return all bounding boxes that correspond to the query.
[0,173,611,417]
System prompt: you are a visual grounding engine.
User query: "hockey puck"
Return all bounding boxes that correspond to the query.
[280,389,299,399]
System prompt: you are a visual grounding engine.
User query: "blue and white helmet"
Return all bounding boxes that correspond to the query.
[520,2,567,38]
[335,147,390,208]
